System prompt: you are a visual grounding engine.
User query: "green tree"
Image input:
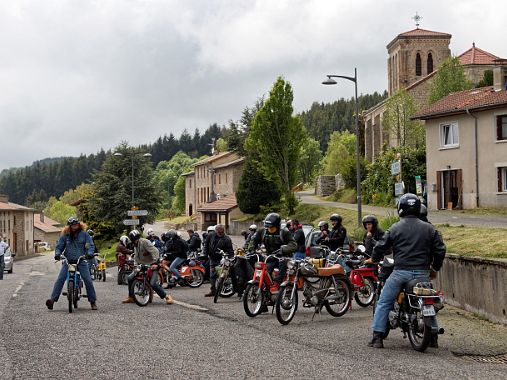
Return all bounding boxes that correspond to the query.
[44,197,76,224]
[245,77,306,212]
[171,175,186,214]
[298,137,323,184]
[429,56,472,104]
[382,90,425,148]
[322,131,356,175]
[476,69,493,87]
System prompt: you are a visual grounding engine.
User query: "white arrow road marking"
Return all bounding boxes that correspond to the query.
[12,282,25,298]
[173,300,208,312]
[25,271,46,276]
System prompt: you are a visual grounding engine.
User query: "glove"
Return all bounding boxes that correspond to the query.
[85,253,94,260]
[54,255,61,261]
[429,270,438,280]
[364,258,376,265]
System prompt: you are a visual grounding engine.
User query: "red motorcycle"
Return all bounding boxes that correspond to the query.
[117,253,135,285]
[131,264,164,307]
[160,252,205,288]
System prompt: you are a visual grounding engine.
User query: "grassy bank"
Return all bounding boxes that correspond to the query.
[291,204,507,259]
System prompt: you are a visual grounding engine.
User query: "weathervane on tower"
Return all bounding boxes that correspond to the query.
[412,12,422,28]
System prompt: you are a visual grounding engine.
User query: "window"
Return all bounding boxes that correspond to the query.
[189,179,192,189]
[427,53,433,74]
[497,115,507,140]
[441,122,459,147]
[499,167,507,192]
[416,53,422,76]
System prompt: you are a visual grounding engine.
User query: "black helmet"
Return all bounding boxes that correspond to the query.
[128,229,141,242]
[67,217,80,226]
[263,213,281,228]
[87,229,94,237]
[362,215,378,229]
[330,214,342,224]
[397,193,421,217]
[318,220,329,230]
[164,230,178,240]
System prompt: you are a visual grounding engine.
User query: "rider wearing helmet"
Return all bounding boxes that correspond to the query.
[203,224,234,297]
[116,235,133,263]
[146,227,163,252]
[164,229,190,286]
[367,193,446,349]
[315,220,330,247]
[122,229,173,305]
[46,217,98,311]
[327,214,347,251]
[86,229,99,274]
[249,213,296,294]
[243,224,258,250]
[362,215,384,257]
[419,204,429,223]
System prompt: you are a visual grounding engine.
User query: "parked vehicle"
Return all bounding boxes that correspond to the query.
[373,257,445,352]
[305,228,350,258]
[61,256,85,313]
[275,250,352,325]
[160,251,205,288]
[35,242,51,251]
[131,264,164,307]
[117,253,134,285]
[91,254,107,282]
[3,248,16,273]
[214,249,237,303]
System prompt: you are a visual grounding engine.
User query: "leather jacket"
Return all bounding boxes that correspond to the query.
[372,216,446,271]
[249,227,296,256]
[293,228,306,253]
[363,228,384,257]
[203,232,234,261]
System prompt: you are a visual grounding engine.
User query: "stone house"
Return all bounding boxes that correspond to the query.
[183,152,245,231]
[0,194,35,256]
[34,213,62,249]
[413,65,507,209]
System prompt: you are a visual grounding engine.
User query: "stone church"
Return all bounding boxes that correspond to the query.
[363,25,505,162]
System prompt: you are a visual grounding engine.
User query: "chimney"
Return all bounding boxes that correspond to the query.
[40,212,45,223]
[0,194,9,203]
[493,59,507,91]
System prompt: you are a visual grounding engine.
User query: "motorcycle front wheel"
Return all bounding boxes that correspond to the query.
[408,311,432,352]
[275,283,298,325]
[243,283,263,317]
[325,275,352,317]
[188,269,204,288]
[102,269,106,282]
[67,280,74,313]
[354,276,375,307]
[132,279,150,307]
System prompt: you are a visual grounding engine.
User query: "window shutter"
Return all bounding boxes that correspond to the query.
[499,168,503,192]
[456,169,463,209]
[497,116,502,141]
[436,171,442,210]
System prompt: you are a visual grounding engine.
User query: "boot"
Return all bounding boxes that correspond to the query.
[204,289,215,297]
[260,304,269,313]
[45,299,54,310]
[367,332,384,348]
[122,296,135,304]
[165,295,174,304]
[90,302,98,310]
[430,334,438,348]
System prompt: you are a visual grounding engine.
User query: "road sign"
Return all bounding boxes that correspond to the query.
[123,219,140,226]
[391,160,401,176]
[127,210,148,216]
[415,175,423,195]
[394,182,404,196]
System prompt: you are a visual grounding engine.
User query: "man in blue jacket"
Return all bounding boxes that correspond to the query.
[46,217,98,310]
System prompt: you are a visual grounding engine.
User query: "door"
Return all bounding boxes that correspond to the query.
[438,169,462,210]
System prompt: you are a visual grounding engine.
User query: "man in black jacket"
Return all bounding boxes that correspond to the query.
[367,193,446,349]
[290,220,306,260]
[327,214,347,251]
[186,229,202,252]
[362,215,384,257]
[203,224,234,297]
[164,230,189,286]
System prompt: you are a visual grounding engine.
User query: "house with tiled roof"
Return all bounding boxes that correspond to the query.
[34,213,62,249]
[413,65,507,209]
[0,194,35,256]
[183,151,246,231]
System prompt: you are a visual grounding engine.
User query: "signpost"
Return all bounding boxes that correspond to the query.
[391,160,401,176]
[123,219,140,226]
[415,175,423,195]
[394,182,405,196]
[127,210,148,217]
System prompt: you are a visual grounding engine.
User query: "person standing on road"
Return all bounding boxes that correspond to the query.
[123,230,173,305]
[366,193,446,349]
[186,229,202,252]
[289,220,306,260]
[46,217,98,310]
[362,215,384,257]
[203,224,234,297]
[0,236,8,280]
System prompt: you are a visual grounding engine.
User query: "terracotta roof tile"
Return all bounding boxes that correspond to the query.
[413,87,507,119]
[192,152,237,167]
[34,220,61,233]
[197,194,238,212]
[458,43,499,65]
[0,201,33,211]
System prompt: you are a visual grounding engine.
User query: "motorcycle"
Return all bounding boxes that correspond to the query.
[275,250,352,325]
[131,263,164,307]
[160,251,205,288]
[91,253,107,282]
[61,256,85,313]
[214,249,237,303]
[373,257,445,352]
[117,253,134,285]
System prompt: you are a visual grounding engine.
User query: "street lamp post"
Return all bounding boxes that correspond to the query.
[113,152,152,207]
[322,68,362,227]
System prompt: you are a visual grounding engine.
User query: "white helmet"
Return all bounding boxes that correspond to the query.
[207,225,215,232]
[249,224,257,231]
[146,228,154,236]
[119,235,131,246]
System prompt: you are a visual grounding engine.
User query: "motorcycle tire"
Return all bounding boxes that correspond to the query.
[325,275,352,317]
[117,270,123,285]
[187,269,204,288]
[73,288,79,309]
[275,283,298,325]
[67,280,74,314]
[408,313,432,352]
[219,277,234,298]
[354,277,375,307]
[243,283,263,318]
[102,269,106,282]
[132,279,150,307]
[214,277,225,303]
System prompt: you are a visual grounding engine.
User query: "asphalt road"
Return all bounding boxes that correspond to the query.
[1,254,506,379]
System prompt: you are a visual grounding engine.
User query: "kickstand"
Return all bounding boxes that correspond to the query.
[271,305,275,314]
[311,305,321,321]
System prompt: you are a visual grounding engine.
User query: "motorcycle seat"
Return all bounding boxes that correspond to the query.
[317,264,345,277]
[404,278,431,294]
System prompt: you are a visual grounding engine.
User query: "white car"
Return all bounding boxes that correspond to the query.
[3,248,16,274]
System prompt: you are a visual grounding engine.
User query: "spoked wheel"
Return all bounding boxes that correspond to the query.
[117,269,124,285]
[73,288,79,309]
[243,283,264,317]
[354,277,376,307]
[214,277,225,303]
[408,312,432,352]
[67,280,74,313]
[102,270,106,282]
[132,279,150,307]
[325,275,352,317]
[275,283,298,325]
[188,269,204,288]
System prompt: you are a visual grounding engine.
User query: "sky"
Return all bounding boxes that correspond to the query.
[1,0,506,171]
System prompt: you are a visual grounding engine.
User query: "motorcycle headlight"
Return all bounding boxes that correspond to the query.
[287,261,294,269]
[220,258,225,265]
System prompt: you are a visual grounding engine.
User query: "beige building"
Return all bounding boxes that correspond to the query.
[0,195,35,256]
[34,213,62,249]
[413,65,507,210]
[183,152,245,231]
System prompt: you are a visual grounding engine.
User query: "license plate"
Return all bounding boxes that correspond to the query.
[422,304,435,316]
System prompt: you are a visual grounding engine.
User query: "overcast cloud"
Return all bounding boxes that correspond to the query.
[1,0,505,170]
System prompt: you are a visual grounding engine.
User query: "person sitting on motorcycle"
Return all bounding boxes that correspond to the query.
[116,235,133,261]
[203,224,234,297]
[362,215,384,258]
[248,213,296,294]
[122,230,173,305]
[419,204,429,223]
[243,224,257,250]
[289,220,306,260]
[327,214,347,251]
[201,225,215,244]
[186,229,202,252]
[86,229,100,275]
[46,217,98,311]
[164,230,190,286]
[366,193,446,349]
[315,220,330,246]
[146,228,163,253]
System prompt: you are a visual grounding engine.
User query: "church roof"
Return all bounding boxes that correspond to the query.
[458,43,500,65]
[387,28,451,49]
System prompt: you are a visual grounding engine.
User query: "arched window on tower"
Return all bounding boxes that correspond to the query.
[416,53,422,76]
[427,53,434,74]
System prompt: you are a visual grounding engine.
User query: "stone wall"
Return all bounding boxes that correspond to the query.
[315,176,337,196]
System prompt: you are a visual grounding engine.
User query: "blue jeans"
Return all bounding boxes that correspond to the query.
[50,260,97,303]
[169,256,185,280]
[293,251,306,260]
[372,269,436,333]
[127,269,166,299]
